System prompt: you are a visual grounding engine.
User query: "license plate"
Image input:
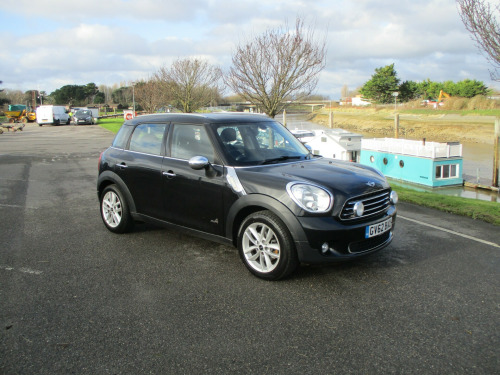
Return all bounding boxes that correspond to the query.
[365,218,392,238]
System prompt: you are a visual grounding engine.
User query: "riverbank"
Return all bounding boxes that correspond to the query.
[311,108,498,144]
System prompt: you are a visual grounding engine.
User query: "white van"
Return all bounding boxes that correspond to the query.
[36,105,71,126]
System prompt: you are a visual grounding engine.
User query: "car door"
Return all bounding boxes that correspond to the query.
[116,123,168,219]
[162,123,225,236]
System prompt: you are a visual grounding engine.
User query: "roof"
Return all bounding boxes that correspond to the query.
[362,138,462,159]
[123,112,273,125]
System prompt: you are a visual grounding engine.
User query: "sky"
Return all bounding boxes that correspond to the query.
[0,0,498,99]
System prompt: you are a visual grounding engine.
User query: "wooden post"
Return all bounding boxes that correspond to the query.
[493,118,499,187]
[283,109,287,128]
[394,114,399,138]
[329,110,333,128]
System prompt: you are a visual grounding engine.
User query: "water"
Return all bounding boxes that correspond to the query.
[284,114,499,202]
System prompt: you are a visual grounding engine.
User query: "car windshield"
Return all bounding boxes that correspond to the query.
[212,121,311,167]
[76,110,92,116]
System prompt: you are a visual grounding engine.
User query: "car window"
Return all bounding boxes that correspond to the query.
[214,122,309,166]
[129,123,166,155]
[112,125,134,149]
[170,124,214,162]
[76,110,92,116]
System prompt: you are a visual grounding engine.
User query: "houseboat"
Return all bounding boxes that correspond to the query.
[303,128,363,162]
[360,138,463,187]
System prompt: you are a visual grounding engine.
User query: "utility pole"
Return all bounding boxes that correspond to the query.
[392,91,399,111]
[493,118,499,187]
[132,82,136,117]
[394,114,399,138]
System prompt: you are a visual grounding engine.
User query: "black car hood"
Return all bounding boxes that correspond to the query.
[235,157,389,207]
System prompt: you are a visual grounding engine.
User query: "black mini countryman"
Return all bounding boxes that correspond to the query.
[97,113,397,280]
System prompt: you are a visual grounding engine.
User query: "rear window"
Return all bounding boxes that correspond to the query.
[112,125,133,149]
[129,123,167,155]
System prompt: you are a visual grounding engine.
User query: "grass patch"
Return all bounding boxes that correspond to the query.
[393,184,500,225]
[99,117,123,133]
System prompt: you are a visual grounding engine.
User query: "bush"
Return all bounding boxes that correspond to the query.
[441,95,500,111]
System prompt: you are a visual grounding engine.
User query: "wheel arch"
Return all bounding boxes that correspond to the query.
[226,194,307,247]
[97,171,137,214]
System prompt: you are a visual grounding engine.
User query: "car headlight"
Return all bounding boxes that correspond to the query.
[390,190,398,205]
[286,182,333,213]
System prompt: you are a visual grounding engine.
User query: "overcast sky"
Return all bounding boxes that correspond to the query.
[0,0,498,99]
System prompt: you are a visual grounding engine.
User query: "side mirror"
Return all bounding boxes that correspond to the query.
[305,144,312,154]
[189,156,210,170]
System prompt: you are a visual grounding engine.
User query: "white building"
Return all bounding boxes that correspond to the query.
[305,128,363,162]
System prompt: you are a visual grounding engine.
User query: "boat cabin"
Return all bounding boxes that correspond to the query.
[360,138,463,187]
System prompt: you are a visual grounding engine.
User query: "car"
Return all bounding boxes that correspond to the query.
[73,109,94,125]
[97,113,397,280]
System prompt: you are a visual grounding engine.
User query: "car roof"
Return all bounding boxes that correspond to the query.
[123,112,276,126]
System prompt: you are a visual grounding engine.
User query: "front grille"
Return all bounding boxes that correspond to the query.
[340,189,391,221]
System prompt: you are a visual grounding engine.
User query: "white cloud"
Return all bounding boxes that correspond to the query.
[0,0,498,95]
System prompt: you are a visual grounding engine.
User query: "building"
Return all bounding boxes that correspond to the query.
[360,138,463,187]
[340,95,371,106]
[306,128,363,162]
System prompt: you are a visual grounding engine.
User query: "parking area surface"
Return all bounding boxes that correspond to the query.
[1,124,499,374]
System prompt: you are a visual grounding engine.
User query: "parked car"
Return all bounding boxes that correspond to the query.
[73,109,94,125]
[97,113,397,280]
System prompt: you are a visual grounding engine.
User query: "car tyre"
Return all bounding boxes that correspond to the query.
[100,184,134,233]
[237,210,298,280]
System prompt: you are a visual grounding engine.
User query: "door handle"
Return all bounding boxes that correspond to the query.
[116,163,127,169]
[163,171,176,177]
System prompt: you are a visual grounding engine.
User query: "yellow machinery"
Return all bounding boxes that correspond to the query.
[4,105,36,123]
[437,90,450,102]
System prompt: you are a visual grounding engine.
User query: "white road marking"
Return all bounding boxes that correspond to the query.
[398,215,500,249]
[0,265,43,275]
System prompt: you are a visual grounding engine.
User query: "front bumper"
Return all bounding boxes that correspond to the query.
[294,206,397,264]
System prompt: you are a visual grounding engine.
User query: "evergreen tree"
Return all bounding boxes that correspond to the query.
[360,64,400,104]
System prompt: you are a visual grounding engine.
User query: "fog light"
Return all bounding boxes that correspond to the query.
[321,242,329,254]
[353,201,364,217]
[390,191,399,205]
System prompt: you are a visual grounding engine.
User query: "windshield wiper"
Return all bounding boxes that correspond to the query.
[260,156,303,165]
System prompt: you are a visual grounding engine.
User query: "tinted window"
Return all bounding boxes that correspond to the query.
[129,123,166,155]
[213,121,309,166]
[112,125,134,149]
[170,124,214,162]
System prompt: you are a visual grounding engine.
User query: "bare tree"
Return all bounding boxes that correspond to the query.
[155,58,223,113]
[1,89,25,105]
[134,79,166,113]
[341,84,349,99]
[226,18,327,118]
[457,0,500,81]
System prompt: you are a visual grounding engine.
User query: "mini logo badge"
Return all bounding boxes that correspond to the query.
[366,181,375,187]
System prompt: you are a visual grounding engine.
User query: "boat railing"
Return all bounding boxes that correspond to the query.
[361,138,462,158]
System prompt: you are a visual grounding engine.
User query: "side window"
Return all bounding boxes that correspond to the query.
[112,125,133,149]
[129,123,166,155]
[171,124,214,162]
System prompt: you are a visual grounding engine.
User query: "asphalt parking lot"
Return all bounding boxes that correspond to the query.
[1,123,499,374]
